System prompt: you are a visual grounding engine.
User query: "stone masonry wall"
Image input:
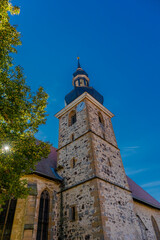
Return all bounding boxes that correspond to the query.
[57,179,104,240]
[133,201,160,240]
[86,100,117,148]
[57,132,95,188]
[11,174,60,240]
[58,102,88,149]
[92,134,129,189]
[57,98,123,189]
[57,97,139,239]
[97,179,141,240]
[57,96,160,240]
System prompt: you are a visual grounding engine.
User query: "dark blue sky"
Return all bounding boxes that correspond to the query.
[12,0,160,201]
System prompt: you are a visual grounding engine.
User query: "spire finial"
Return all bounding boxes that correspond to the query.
[77,56,81,68]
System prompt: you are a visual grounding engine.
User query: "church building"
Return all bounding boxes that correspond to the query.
[0,59,160,240]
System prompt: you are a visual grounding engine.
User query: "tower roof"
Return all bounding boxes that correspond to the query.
[65,58,103,105]
[73,57,89,78]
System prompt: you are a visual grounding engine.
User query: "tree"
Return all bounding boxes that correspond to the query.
[0,0,50,208]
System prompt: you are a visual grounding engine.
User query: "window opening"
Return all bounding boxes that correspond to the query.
[69,206,76,221]
[71,114,76,125]
[69,110,77,126]
[36,190,50,240]
[108,157,112,167]
[137,215,148,240]
[80,79,84,86]
[72,158,76,168]
[71,134,75,142]
[151,216,160,240]
[70,158,76,168]
[0,199,17,240]
[98,112,104,127]
[99,116,102,123]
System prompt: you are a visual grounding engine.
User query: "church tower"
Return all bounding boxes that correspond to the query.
[55,59,140,240]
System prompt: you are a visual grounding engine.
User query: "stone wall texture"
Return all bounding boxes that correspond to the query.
[10,175,59,240]
[86,100,117,148]
[133,201,160,240]
[92,134,128,189]
[57,179,104,240]
[58,132,95,188]
[97,180,141,240]
[7,96,160,240]
[58,102,88,149]
[57,98,160,240]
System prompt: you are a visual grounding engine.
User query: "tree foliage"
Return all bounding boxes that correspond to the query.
[0,0,50,208]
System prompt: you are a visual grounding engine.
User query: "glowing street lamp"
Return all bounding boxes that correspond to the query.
[2,145,10,153]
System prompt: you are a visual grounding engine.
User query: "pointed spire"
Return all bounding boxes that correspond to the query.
[77,56,81,68]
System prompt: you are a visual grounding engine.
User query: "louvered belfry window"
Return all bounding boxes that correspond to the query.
[71,113,76,125]
[98,112,104,127]
[36,190,50,240]
[0,199,17,240]
[69,110,77,126]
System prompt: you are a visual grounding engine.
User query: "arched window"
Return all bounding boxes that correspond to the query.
[68,110,76,126]
[151,216,160,240]
[0,199,17,240]
[136,215,148,240]
[98,112,104,127]
[36,190,50,240]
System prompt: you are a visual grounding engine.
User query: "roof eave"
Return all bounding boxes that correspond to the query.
[32,171,63,183]
[55,92,114,119]
[132,195,160,210]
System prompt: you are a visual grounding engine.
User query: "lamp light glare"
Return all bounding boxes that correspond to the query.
[3,145,10,152]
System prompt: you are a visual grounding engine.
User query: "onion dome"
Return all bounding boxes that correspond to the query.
[65,58,104,105]
[72,57,90,87]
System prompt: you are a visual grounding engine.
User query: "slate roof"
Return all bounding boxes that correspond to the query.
[34,146,62,181]
[127,176,160,209]
[73,68,88,78]
[65,87,104,105]
[34,147,160,209]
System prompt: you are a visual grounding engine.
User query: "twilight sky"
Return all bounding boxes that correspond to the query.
[12,0,160,201]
